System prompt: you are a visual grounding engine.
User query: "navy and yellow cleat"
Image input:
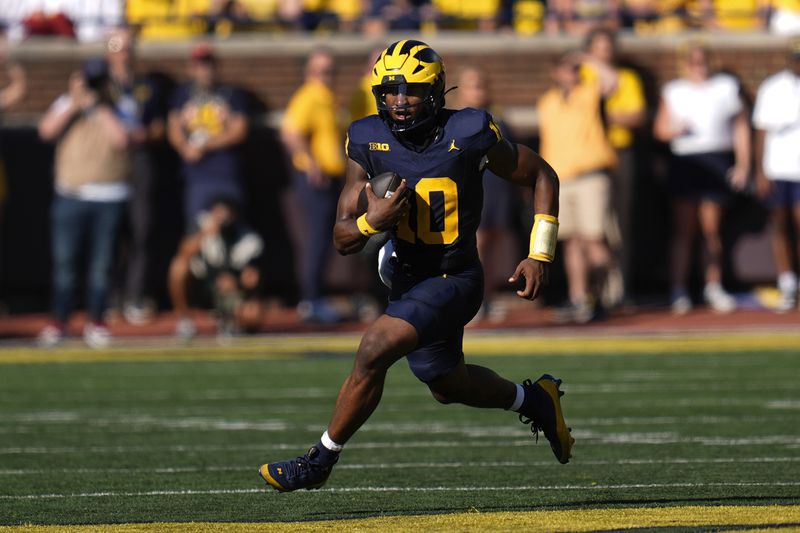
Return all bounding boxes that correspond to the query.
[518,374,574,464]
[258,446,338,492]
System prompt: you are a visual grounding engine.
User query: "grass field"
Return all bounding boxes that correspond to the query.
[0,332,799,531]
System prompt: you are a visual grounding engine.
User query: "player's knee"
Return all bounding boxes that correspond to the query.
[430,389,457,404]
[355,330,396,375]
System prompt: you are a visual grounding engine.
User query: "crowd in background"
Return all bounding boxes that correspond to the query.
[0,20,798,346]
[0,0,799,42]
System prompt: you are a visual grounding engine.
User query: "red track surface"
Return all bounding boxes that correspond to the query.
[1,301,797,340]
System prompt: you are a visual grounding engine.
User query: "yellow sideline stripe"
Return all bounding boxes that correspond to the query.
[2,505,800,532]
[0,332,799,364]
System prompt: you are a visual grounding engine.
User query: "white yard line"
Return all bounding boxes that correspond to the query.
[3,433,800,455]
[1,457,799,476]
[3,482,800,500]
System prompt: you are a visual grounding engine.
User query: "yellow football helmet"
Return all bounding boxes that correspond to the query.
[371,40,446,134]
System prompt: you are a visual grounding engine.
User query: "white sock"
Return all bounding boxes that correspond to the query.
[508,384,525,412]
[778,271,798,294]
[321,430,343,452]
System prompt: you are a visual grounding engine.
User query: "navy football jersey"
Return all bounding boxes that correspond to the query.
[347,108,502,273]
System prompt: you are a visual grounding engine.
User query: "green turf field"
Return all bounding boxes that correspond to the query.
[0,333,799,530]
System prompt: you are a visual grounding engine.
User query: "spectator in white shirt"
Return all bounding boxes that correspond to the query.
[654,42,751,315]
[753,39,800,312]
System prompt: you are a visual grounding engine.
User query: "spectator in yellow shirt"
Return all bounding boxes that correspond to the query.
[538,51,617,323]
[581,28,646,307]
[282,48,347,323]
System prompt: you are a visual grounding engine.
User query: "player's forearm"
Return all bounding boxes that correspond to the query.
[333,218,368,255]
[532,157,559,217]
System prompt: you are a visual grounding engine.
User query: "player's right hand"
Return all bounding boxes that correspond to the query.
[364,179,410,231]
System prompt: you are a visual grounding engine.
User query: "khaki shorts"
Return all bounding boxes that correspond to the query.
[558,172,610,240]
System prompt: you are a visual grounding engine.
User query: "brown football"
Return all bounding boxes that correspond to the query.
[357,171,405,214]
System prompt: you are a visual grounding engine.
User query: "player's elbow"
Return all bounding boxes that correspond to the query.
[333,232,364,256]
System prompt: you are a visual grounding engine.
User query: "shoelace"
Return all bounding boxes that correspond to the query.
[518,378,541,443]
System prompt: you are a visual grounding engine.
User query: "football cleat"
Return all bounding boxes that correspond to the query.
[259,446,338,492]
[518,374,574,464]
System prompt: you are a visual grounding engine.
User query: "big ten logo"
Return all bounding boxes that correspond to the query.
[369,142,390,151]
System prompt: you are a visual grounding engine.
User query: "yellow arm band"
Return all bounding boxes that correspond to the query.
[356,213,380,237]
[529,214,559,262]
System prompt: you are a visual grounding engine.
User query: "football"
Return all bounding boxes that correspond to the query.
[357,171,405,214]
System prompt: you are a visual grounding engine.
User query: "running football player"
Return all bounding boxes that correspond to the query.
[260,40,573,492]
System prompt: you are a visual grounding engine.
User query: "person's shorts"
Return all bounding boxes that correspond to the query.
[385,260,483,383]
[557,171,610,240]
[768,179,800,208]
[668,151,734,202]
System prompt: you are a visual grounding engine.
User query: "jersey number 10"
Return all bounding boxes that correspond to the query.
[396,177,459,245]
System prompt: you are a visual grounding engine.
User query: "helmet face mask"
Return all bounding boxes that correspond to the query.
[371,40,445,136]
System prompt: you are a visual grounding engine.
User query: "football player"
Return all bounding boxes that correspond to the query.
[260,40,573,492]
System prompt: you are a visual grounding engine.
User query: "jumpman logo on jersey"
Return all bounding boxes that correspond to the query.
[448,139,460,152]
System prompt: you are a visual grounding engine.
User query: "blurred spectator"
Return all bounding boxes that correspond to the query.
[698,0,765,31]
[362,0,435,35]
[282,48,346,324]
[168,197,264,340]
[37,58,131,348]
[512,0,546,34]
[0,26,26,228]
[620,0,690,33]
[126,0,210,41]
[653,43,751,314]
[433,0,501,31]
[0,25,25,312]
[454,66,519,322]
[764,0,800,34]
[752,39,800,312]
[545,0,620,35]
[1,0,123,42]
[348,47,382,122]
[104,27,168,325]
[167,42,249,338]
[581,28,646,306]
[538,51,617,323]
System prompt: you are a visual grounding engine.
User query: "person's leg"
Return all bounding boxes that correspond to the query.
[124,150,156,312]
[698,199,736,312]
[86,201,126,323]
[697,199,724,286]
[669,198,698,300]
[564,236,588,304]
[293,173,337,302]
[50,196,88,326]
[427,359,515,408]
[770,206,792,275]
[326,314,419,443]
[259,313,418,492]
[426,355,573,464]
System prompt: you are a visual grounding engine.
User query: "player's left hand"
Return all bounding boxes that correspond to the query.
[508,258,548,301]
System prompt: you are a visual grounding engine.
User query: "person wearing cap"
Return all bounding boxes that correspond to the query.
[36,57,131,349]
[167,42,249,340]
[537,51,617,324]
[752,39,800,312]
